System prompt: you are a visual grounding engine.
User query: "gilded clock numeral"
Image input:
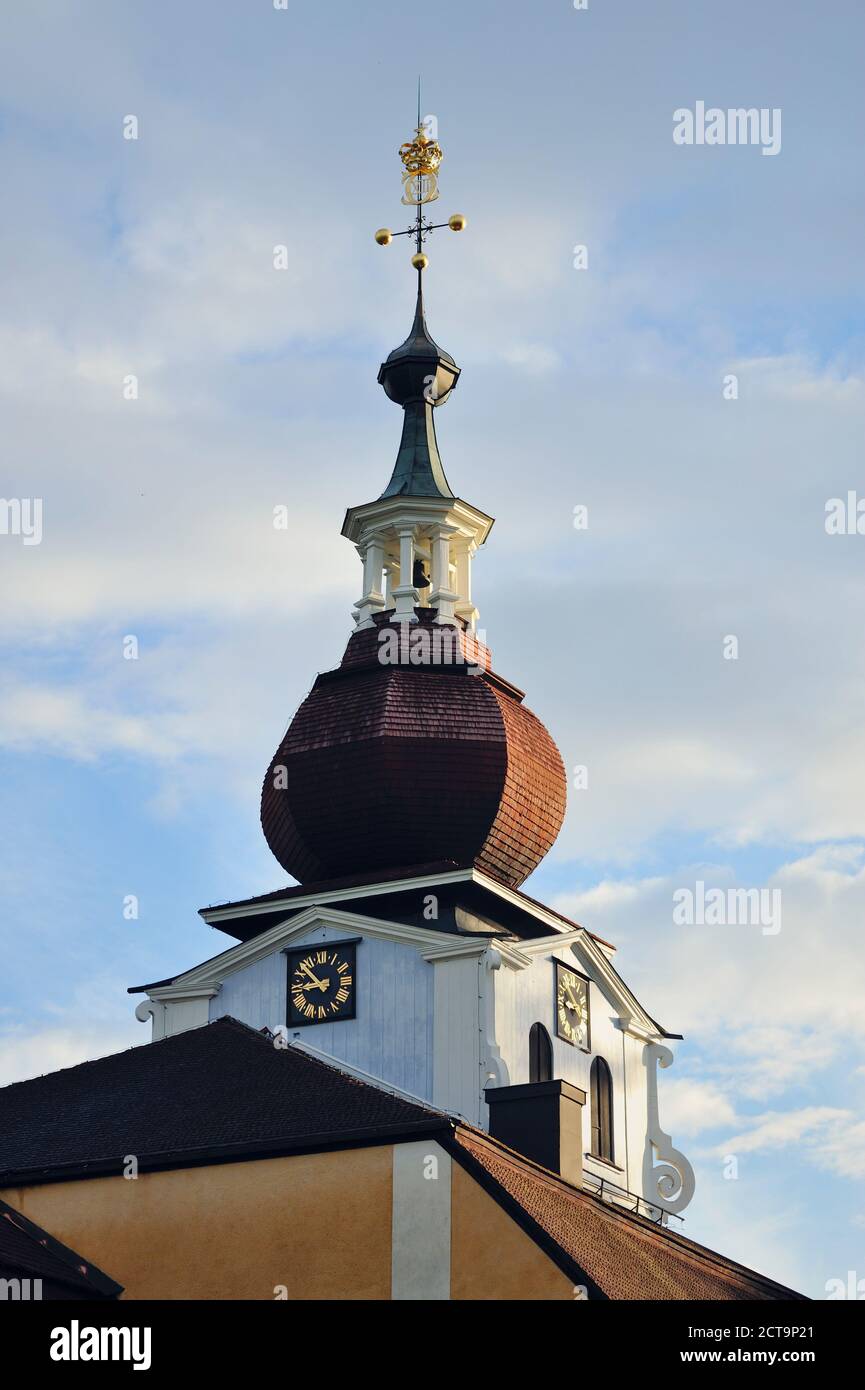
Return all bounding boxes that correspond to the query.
[288,945,356,1025]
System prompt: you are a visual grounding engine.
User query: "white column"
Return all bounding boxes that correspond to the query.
[391,526,420,622]
[454,538,478,629]
[355,535,386,629]
[391,1141,452,1300]
[384,559,398,611]
[429,524,459,625]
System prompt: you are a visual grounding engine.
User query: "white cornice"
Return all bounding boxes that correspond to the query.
[165,905,502,991]
[342,496,494,548]
[421,938,531,968]
[510,929,585,957]
[200,866,608,953]
[199,867,477,924]
[143,985,220,1003]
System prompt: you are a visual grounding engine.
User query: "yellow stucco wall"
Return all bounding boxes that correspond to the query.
[2,1146,394,1300]
[2,1143,574,1300]
[450,1161,575,1300]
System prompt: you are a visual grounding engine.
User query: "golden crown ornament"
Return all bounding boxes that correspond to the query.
[399,123,443,206]
[373,100,467,271]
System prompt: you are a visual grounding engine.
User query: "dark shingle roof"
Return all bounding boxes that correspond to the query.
[0,1199,122,1297]
[0,1017,443,1184]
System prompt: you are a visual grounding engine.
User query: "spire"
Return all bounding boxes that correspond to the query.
[341,103,491,632]
[376,274,459,499]
[373,106,468,501]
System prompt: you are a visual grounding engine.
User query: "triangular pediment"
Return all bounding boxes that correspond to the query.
[156,906,490,995]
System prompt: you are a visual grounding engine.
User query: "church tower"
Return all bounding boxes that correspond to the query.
[133,115,695,1226]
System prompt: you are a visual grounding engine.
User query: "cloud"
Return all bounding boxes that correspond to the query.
[553,849,865,1123]
[0,1024,141,1088]
[659,1078,738,1137]
[717,1107,852,1157]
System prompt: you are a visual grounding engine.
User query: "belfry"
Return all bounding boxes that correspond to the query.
[141,113,697,1217]
[0,111,805,1305]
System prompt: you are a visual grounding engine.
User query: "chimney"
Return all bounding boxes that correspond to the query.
[485,1080,586,1188]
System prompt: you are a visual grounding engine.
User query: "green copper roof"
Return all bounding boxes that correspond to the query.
[377,275,460,501]
[379,398,454,499]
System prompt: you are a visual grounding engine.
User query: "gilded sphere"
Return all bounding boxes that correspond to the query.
[411,252,429,271]
[374,227,393,246]
[448,213,467,232]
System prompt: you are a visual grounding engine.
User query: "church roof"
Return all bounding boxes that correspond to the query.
[0,1017,441,1186]
[451,1130,806,1302]
[0,1019,801,1300]
[0,1198,122,1298]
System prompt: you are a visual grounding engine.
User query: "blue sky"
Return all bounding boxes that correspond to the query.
[2,0,865,1297]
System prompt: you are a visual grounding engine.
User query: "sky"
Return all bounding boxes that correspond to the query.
[1,0,864,1299]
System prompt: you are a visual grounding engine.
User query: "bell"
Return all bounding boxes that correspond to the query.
[413,559,431,589]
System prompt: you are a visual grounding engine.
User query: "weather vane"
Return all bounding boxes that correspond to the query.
[374,83,467,271]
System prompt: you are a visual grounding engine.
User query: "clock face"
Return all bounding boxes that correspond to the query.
[555,961,590,1049]
[287,943,356,1026]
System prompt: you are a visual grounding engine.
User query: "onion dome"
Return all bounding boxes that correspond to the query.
[261,611,567,890]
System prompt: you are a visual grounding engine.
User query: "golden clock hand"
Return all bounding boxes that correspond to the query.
[299,962,327,990]
[301,977,330,992]
[564,984,582,1012]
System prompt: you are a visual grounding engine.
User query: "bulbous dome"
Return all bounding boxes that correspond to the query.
[261,612,566,890]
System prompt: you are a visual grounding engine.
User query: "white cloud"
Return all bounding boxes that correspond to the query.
[718,1107,851,1157]
[554,850,865,1135]
[0,1024,141,1088]
[659,1078,738,1137]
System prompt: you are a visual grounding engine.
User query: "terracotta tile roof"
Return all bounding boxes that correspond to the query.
[449,1129,806,1301]
[0,1198,122,1298]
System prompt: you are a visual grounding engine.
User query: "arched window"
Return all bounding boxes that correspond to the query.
[529,1022,553,1083]
[590,1056,614,1162]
